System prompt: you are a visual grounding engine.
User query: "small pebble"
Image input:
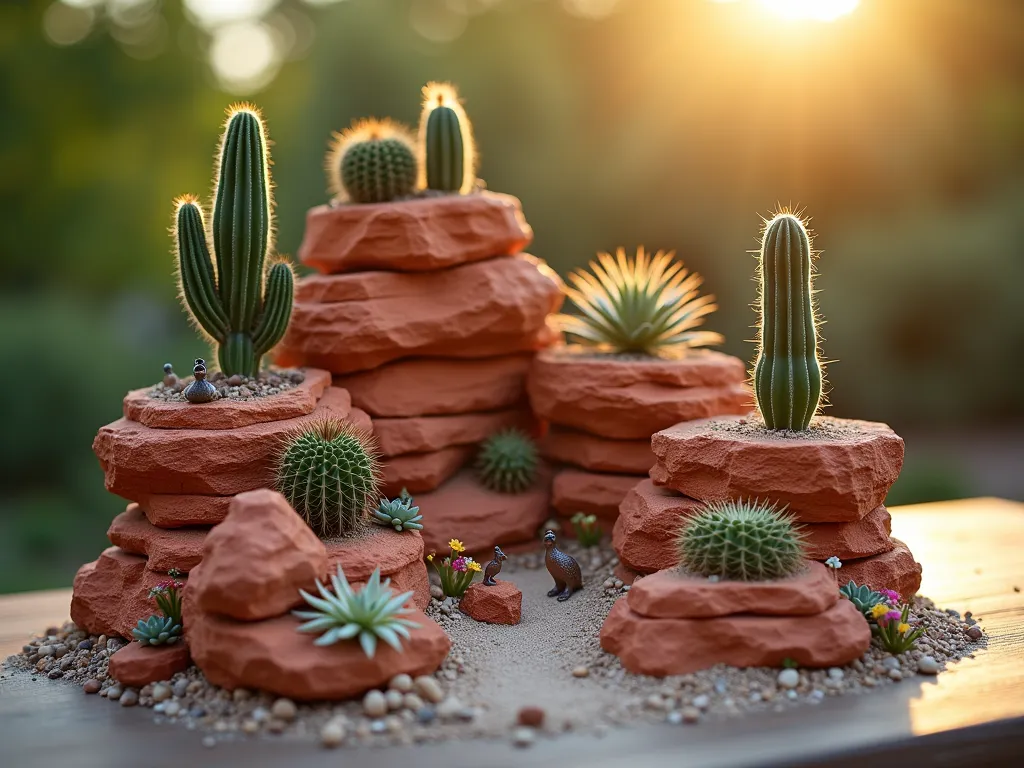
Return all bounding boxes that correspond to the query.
[917,655,940,675]
[202,736,216,749]
[512,726,535,748]
[692,694,710,710]
[517,706,545,728]
[966,625,983,641]
[645,694,666,711]
[271,698,297,722]
[82,679,101,694]
[888,669,903,681]
[389,673,413,693]
[241,720,259,734]
[827,667,845,681]
[429,584,445,600]
[385,690,404,711]
[320,719,346,748]
[882,657,900,670]
[777,669,800,689]
[666,710,683,725]
[37,645,54,658]
[572,666,590,678]
[164,701,181,717]
[403,693,424,712]
[414,675,444,703]
[681,706,701,724]
[106,684,123,700]
[363,690,388,718]
[172,679,189,698]
[232,688,252,702]
[437,696,464,720]
[151,684,171,702]
[119,689,139,707]
[370,720,387,734]
[416,706,437,724]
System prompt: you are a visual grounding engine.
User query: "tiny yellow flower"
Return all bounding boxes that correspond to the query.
[449,539,465,554]
[426,553,434,562]
[467,560,482,572]
[897,622,911,634]
[870,603,889,619]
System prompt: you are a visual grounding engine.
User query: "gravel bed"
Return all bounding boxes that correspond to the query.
[149,369,304,402]
[708,414,879,441]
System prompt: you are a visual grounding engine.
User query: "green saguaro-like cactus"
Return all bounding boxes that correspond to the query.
[753,213,822,431]
[418,82,475,193]
[175,105,294,377]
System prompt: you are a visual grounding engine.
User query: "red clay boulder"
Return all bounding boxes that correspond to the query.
[841,539,923,597]
[121,369,331,430]
[275,254,563,375]
[539,426,654,474]
[187,606,450,700]
[188,490,327,622]
[552,469,645,525]
[381,445,474,495]
[650,415,905,522]
[137,494,233,528]
[324,528,430,611]
[108,641,191,686]
[336,354,533,418]
[299,192,532,274]
[628,562,838,619]
[600,597,870,676]
[528,348,750,440]
[460,581,522,625]
[373,408,534,457]
[107,505,207,573]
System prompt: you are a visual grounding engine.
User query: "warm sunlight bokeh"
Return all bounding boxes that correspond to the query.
[759,0,860,21]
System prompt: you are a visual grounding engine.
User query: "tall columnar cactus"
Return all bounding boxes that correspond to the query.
[753,213,822,431]
[175,105,294,377]
[327,118,418,204]
[418,82,475,193]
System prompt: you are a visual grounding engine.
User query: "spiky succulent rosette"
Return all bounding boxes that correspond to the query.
[555,247,723,357]
[132,614,183,646]
[293,565,419,658]
[475,429,538,494]
[371,496,424,532]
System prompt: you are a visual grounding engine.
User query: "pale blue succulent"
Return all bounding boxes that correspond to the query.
[371,496,424,532]
[132,614,182,646]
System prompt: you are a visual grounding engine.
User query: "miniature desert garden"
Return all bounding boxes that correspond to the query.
[6,87,986,751]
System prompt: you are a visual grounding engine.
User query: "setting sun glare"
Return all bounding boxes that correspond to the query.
[758,0,860,22]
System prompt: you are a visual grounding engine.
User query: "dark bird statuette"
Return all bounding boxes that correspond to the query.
[482,546,507,586]
[162,363,180,390]
[183,358,217,404]
[543,530,582,601]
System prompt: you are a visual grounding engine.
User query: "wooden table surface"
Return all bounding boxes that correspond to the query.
[2,497,1023,768]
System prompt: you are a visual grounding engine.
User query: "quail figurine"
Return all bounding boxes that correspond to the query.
[543,530,583,601]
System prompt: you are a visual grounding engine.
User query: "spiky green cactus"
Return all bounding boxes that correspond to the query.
[371,496,424,532]
[418,82,475,193]
[753,213,822,431]
[327,118,417,204]
[276,418,381,538]
[676,499,807,581]
[132,614,182,646]
[175,106,294,377]
[476,429,538,494]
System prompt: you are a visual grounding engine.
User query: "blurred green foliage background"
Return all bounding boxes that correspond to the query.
[1,0,1022,593]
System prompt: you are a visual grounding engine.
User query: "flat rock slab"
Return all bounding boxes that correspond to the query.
[628,562,838,619]
[187,607,450,701]
[108,505,208,573]
[373,408,534,457]
[137,494,233,528]
[121,369,331,430]
[551,469,645,524]
[417,468,551,556]
[336,354,533,418]
[841,539,923,598]
[108,641,191,687]
[613,480,896,575]
[528,348,750,440]
[650,415,905,522]
[299,192,532,274]
[277,254,563,374]
[460,580,522,625]
[324,527,430,612]
[599,596,870,676]
[381,445,474,496]
[539,426,655,474]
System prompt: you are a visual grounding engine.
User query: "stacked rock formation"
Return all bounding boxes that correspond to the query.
[528,350,750,538]
[613,415,923,597]
[276,192,563,556]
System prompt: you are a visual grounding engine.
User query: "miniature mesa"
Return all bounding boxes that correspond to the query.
[6,87,984,752]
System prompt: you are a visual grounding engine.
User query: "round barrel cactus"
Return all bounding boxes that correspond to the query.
[327,118,418,204]
[475,429,538,494]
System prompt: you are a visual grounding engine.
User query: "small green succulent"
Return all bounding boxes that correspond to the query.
[840,580,888,618]
[554,247,724,357]
[293,565,419,658]
[571,512,603,548]
[132,614,183,646]
[475,429,538,494]
[371,496,424,532]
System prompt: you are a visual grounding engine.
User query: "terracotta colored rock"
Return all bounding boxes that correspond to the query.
[650,416,905,522]
[93,387,360,499]
[336,354,533,418]
[528,348,750,440]
[599,596,870,676]
[108,641,191,686]
[187,606,450,700]
[460,581,522,625]
[614,563,642,586]
[71,548,184,638]
[122,369,331,430]
[614,480,896,575]
[417,468,552,555]
[275,254,563,375]
[381,445,474,495]
[325,528,430,611]
[551,469,645,524]
[628,562,838,619]
[373,408,534,457]
[137,494,233,528]
[539,426,654,474]
[299,192,532,274]
[841,539,923,597]
[108,505,208,573]
[189,489,328,622]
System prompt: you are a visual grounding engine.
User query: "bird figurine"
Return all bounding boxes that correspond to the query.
[482,546,507,586]
[183,358,217,404]
[162,363,180,390]
[543,530,583,601]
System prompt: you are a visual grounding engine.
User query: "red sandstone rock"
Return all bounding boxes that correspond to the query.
[336,355,533,418]
[527,348,750,440]
[417,469,552,555]
[373,408,534,457]
[599,596,870,676]
[299,192,532,274]
[108,505,207,573]
[628,562,838,619]
[189,490,328,622]
[460,581,522,625]
[187,606,450,700]
[137,494,233,528]
[275,254,563,375]
[841,539,923,597]
[71,548,184,638]
[121,369,331,430]
[551,469,645,524]
[650,415,905,522]
[324,528,430,611]
[381,445,474,495]
[93,387,362,499]
[108,641,191,686]
[539,426,654,474]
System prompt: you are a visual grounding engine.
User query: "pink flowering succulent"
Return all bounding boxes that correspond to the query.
[426,539,481,598]
[148,568,185,623]
[879,589,901,606]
